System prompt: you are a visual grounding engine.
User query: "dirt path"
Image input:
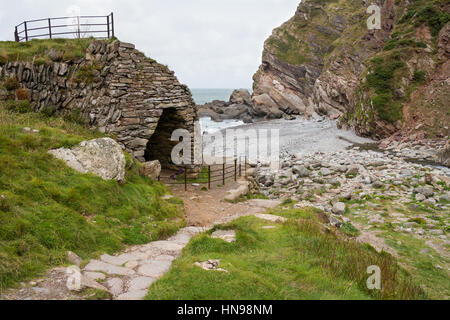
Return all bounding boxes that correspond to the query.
[168,180,266,227]
[1,180,280,300]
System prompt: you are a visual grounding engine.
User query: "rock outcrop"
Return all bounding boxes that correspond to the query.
[197,88,294,123]
[48,138,126,182]
[197,89,255,123]
[0,40,198,163]
[436,142,450,167]
[253,0,450,139]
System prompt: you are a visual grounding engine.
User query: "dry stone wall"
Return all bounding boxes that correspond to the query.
[0,40,197,162]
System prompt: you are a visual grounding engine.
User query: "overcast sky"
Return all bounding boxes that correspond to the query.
[0,0,300,88]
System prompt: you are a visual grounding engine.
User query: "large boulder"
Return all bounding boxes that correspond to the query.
[140,160,162,180]
[48,138,126,182]
[435,142,450,167]
[230,89,252,106]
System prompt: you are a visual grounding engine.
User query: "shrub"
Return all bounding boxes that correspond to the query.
[73,63,101,84]
[15,88,30,101]
[383,39,428,51]
[34,57,47,66]
[413,70,426,83]
[366,62,405,94]
[416,5,450,36]
[372,94,403,123]
[63,108,87,125]
[40,105,58,117]
[4,77,19,91]
[5,100,31,113]
[340,222,361,237]
[0,195,11,212]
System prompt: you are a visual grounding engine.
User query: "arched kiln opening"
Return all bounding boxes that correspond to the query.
[144,107,188,169]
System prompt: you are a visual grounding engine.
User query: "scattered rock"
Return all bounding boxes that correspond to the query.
[293,165,311,177]
[67,251,82,267]
[416,194,426,202]
[194,260,228,272]
[139,160,161,181]
[247,199,282,209]
[332,202,346,215]
[211,230,236,243]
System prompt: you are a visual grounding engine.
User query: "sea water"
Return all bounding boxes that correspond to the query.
[190,88,235,105]
[191,88,247,133]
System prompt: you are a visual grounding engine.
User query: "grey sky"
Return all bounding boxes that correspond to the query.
[0,0,300,89]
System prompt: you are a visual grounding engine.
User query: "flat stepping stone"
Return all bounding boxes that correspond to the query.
[181,226,206,234]
[211,230,236,243]
[167,233,193,245]
[83,272,106,281]
[253,213,287,223]
[106,278,124,296]
[80,275,108,292]
[116,290,147,300]
[127,277,156,291]
[154,254,176,262]
[146,241,184,255]
[137,260,172,278]
[101,253,140,266]
[247,199,282,209]
[84,260,135,276]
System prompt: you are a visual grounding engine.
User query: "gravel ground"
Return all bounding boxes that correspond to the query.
[202,117,374,161]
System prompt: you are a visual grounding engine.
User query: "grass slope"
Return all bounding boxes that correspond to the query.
[146,208,425,300]
[0,38,108,65]
[0,104,184,291]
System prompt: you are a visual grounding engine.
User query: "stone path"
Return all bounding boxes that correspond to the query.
[0,189,283,300]
[83,226,205,300]
[81,198,283,300]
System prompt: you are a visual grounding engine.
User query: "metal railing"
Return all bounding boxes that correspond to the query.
[14,13,115,42]
[159,157,248,191]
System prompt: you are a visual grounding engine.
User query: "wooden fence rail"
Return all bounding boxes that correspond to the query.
[14,13,115,42]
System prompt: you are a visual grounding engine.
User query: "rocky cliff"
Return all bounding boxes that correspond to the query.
[253,0,449,139]
[0,40,197,162]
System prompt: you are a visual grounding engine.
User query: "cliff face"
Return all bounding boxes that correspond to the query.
[0,40,197,162]
[253,0,449,139]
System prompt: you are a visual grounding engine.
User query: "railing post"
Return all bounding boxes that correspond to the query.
[107,15,110,39]
[24,22,28,41]
[14,26,19,42]
[111,12,115,38]
[184,165,187,192]
[222,162,225,186]
[245,156,247,177]
[48,19,52,39]
[208,166,211,190]
[77,16,81,39]
[239,157,242,177]
[234,158,237,181]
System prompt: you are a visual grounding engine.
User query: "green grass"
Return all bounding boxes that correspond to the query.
[146,208,425,300]
[0,104,185,291]
[0,38,108,65]
[346,195,449,299]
